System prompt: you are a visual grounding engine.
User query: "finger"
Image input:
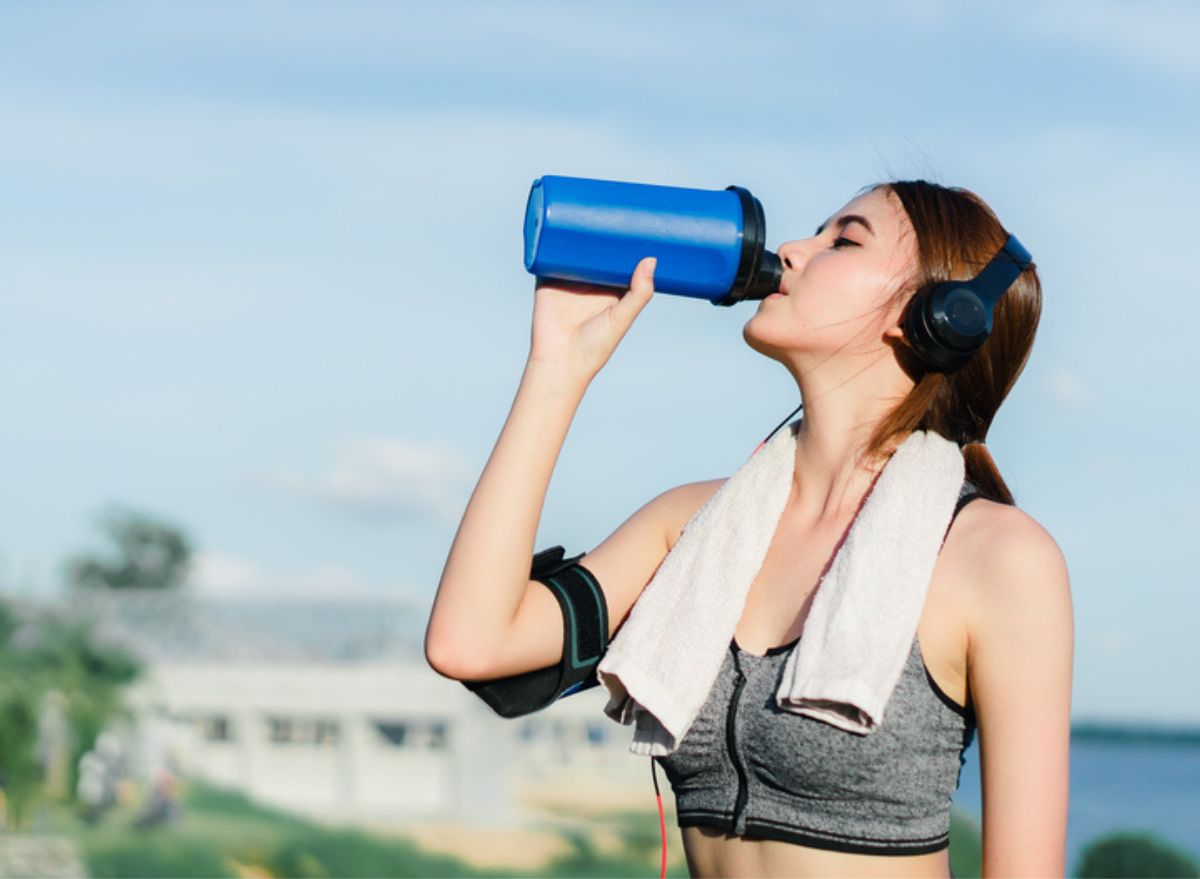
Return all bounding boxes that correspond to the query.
[613,257,656,323]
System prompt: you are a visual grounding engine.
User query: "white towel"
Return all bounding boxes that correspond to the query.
[595,419,965,755]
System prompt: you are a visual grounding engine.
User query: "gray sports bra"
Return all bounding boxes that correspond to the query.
[654,484,982,856]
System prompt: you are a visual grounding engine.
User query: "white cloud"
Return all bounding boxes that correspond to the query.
[190,551,261,594]
[318,438,470,519]
[270,437,472,523]
[1042,366,1093,407]
[190,549,414,601]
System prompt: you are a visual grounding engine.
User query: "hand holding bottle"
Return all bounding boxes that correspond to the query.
[527,256,656,383]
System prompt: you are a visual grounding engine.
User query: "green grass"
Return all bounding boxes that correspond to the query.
[84,834,236,879]
[32,782,494,879]
[948,805,983,878]
[22,781,990,878]
[29,780,698,878]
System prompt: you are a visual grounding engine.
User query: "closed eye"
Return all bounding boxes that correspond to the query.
[832,236,860,249]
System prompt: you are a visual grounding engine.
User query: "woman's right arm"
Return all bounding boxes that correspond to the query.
[424,256,666,680]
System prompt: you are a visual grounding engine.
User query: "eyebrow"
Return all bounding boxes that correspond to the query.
[814,214,875,237]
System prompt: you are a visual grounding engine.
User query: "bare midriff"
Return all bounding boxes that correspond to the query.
[681,828,952,878]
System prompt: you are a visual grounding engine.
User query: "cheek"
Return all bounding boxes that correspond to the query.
[743,280,896,351]
[812,262,902,326]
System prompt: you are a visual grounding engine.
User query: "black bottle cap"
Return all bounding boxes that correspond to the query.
[718,186,782,306]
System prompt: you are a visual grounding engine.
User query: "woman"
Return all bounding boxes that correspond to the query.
[426,179,1074,877]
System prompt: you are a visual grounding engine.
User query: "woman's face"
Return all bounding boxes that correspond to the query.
[743,187,919,366]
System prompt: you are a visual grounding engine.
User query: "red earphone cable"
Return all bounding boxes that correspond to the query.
[756,402,803,457]
[651,757,667,878]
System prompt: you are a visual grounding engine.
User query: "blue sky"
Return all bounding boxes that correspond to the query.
[1,1,1197,723]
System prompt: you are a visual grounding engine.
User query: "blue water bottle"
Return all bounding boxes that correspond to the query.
[523,175,782,306]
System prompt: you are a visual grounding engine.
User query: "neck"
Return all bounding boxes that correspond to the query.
[783,356,915,523]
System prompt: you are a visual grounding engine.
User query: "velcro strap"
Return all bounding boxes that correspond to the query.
[461,546,608,718]
[539,559,607,671]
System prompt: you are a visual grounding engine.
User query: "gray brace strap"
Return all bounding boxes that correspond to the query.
[461,546,609,718]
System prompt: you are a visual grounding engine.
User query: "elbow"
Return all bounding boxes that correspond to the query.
[424,629,494,681]
[424,628,465,680]
[424,611,468,679]
[424,634,458,680]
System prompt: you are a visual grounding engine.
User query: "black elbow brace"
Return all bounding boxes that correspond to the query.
[461,546,609,718]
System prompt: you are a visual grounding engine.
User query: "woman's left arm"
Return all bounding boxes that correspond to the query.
[967,506,1075,878]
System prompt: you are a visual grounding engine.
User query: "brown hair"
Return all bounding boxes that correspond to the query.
[862,180,1042,506]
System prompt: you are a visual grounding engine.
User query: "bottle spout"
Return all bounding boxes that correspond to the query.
[713,249,781,306]
[742,250,782,301]
[718,185,782,306]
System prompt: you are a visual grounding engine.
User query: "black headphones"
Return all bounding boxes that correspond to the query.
[902,234,1033,373]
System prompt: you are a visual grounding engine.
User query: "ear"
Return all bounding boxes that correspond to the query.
[883,324,906,343]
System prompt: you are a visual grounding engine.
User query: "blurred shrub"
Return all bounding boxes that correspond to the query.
[266,826,473,879]
[949,805,983,878]
[609,810,669,865]
[182,780,305,828]
[1075,830,1200,878]
[84,833,234,878]
[0,596,142,828]
[534,826,686,878]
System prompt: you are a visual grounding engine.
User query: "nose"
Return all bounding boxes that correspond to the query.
[776,237,814,272]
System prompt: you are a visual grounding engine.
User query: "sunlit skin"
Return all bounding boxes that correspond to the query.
[670,187,1071,877]
[742,186,920,521]
[430,185,1071,877]
[666,188,961,877]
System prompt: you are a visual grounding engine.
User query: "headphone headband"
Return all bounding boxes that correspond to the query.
[970,235,1033,312]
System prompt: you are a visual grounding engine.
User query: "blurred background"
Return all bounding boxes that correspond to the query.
[1,1,1198,877]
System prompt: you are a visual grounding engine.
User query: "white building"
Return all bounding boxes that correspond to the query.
[79,590,646,828]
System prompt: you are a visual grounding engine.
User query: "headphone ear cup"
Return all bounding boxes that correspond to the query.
[898,233,1031,375]
[901,284,940,370]
[902,282,988,374]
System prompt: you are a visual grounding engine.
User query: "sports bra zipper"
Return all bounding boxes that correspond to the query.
[726,653,750,834]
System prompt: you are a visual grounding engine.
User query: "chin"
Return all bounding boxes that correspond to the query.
[742,314,790,361]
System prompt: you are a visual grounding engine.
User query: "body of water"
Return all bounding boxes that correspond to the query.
[952,732,1200,871]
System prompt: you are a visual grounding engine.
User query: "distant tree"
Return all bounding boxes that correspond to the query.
[1076,830,1200,878]
[66,507,192,591]
[0,596,143,829]
[25,611,143,801]
[0,599,42,830]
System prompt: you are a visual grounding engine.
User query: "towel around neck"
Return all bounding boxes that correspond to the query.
[596,419,966,755]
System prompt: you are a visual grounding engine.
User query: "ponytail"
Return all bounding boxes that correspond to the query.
[962,441,1013,506]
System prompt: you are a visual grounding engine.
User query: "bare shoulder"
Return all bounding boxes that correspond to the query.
[950,501,1075,610]
[658,477,728,546]
[950,498,1074,655]
[954,499,1074,875]
[570,476,727,641]
[950,497,1075,619]
[579,476,727,590]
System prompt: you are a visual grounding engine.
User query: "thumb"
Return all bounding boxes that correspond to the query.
[613,256,656,325]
